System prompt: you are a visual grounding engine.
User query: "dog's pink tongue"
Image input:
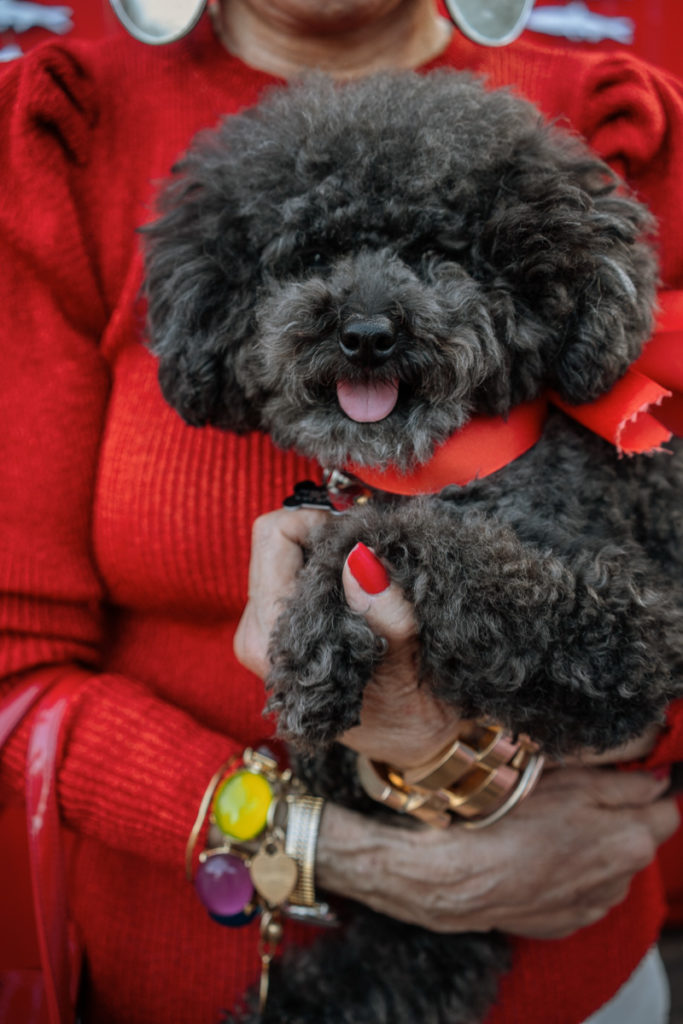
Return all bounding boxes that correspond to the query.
[337,379,399,423]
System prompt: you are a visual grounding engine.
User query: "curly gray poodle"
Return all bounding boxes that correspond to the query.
[143,71,683,1024]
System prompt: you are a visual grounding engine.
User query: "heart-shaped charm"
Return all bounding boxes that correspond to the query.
[250,844,298,905]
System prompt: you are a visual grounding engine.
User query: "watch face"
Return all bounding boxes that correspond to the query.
[443,0,535,45]
[108,0,206,44]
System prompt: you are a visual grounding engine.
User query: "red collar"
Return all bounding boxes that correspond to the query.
[345,397,547,495]
[344,291,683,496]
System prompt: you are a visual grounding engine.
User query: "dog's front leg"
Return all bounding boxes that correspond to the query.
[265,504,394,752]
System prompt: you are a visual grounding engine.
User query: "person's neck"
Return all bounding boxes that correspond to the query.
[212,0,453,79]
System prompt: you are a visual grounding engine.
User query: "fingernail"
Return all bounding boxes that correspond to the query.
[650,766,671,782]
[347,542,390,595]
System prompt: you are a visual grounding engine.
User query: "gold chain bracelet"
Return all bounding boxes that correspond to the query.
[358,721,544,829]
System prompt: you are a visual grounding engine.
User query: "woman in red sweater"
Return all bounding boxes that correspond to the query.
[0,1,682,1022]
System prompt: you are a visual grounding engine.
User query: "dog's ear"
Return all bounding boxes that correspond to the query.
[477,125,658,405]
[142,148,264,432]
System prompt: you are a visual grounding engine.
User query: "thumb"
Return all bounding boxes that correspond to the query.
[342,542,416,645]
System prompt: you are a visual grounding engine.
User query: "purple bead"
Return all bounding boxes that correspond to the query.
[195,854,254,917]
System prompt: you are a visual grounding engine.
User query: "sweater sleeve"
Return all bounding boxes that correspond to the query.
[569,53,683,288]
[0,46,239,873]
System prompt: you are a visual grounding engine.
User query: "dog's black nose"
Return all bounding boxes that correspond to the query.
[339,316,396,367]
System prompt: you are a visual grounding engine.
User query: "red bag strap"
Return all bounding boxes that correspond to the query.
[0,677,57,748]
[1,676,83,1024]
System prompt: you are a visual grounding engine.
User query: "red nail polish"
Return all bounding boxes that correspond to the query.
[650,766,670,782]
[347,542,390,595]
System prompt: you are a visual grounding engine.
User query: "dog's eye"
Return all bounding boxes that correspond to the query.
[290,249,331,275]
[436,234,469,256]
[306,250,329,269]
[400,244,438,265]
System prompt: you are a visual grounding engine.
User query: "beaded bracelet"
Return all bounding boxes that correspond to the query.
[185,747,334,1010]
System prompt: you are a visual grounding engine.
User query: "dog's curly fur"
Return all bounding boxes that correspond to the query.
[143,72,683,1024]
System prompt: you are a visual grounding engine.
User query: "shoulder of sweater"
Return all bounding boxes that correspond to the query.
[439,33,676,119]
[0,35,165,168]
[0,24,267,170]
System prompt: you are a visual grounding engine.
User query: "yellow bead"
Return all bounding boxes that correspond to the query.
[213,771,273,840]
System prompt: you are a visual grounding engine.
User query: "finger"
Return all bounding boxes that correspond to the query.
[248,507,329,599]
[579,799,680,885]
[577,875,632,914]
[247,507,328,627]
[342,542,416,646]
[513,868,637,939]
[544,767,671,808]
[637,795,681,846]
[234,507,328,675]
[561,724,663,766]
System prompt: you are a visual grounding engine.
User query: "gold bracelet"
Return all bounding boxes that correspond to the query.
[187,747,335,1012]
[358,722,545,829]
[285,795,325,906]
[185,754,239,881]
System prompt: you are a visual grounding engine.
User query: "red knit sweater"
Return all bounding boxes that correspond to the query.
[1,16,682,1024]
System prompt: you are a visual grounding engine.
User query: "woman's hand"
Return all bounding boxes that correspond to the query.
[234,508,461,767]
[316,768,680,938]
[234,508,662,768]
[235,509,680,940]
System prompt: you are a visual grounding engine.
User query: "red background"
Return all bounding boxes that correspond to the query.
[522,0,683,80]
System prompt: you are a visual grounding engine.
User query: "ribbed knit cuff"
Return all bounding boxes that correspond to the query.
[62,671,244,872]
[1,665,243,874]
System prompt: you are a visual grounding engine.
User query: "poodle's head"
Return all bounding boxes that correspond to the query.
[144,71,657,471]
